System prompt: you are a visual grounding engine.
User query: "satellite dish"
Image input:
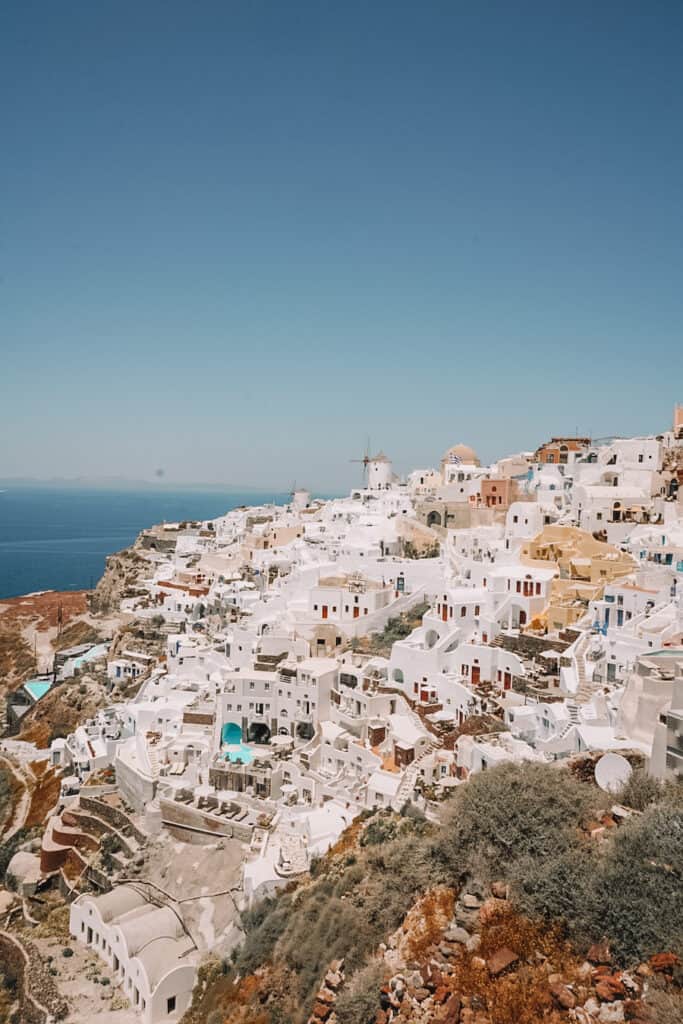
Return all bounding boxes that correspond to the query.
[595,753,632,794]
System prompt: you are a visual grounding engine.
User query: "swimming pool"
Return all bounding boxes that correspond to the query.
[221,722,255,765]
[223,744,255,765]
[24,679,53,701]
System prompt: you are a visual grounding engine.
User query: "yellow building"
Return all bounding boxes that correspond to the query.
[520,525,635,632]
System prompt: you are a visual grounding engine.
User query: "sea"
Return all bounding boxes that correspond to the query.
[0,486,290,599]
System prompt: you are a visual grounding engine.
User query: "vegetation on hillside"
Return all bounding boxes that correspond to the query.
[0,627,36,692]
[184,762,683,1024]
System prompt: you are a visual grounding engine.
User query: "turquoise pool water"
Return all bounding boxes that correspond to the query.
[221,722,255,764]
[24,679,53,701]
[224,744,255,765]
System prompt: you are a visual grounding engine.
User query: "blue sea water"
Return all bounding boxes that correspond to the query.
[0,486,288,599]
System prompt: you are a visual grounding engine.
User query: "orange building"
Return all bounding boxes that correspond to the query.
[534,437,590,465]
[479,478,517,509]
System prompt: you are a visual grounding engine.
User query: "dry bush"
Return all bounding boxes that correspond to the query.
[644,978,683,1024]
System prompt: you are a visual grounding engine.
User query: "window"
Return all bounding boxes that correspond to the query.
[167,996,177,1014]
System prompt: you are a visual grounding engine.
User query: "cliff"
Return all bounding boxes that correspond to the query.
[89,544,150,613]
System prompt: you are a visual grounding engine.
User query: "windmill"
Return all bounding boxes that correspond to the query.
[288,480,297,503]
[350,438,371,485]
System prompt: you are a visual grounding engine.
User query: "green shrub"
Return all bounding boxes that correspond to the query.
[616,769,663,811]
[436,762,594,883]
[511,845,598,945]
[235,893,293,974]
[336,960,385,1024]
[598,804,683,963]
[360,814,397,847]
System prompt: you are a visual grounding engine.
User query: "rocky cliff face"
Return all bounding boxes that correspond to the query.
[89,545,149,614]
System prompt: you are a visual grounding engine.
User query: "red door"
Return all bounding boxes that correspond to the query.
[504,671,511,689]
[442,604,449,622]
[471,666,480,686]
[322,605,328,619]
[353,607,360,619]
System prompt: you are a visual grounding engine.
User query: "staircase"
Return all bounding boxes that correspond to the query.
[557,700,580,739]
[145,740,161,780]
[572,632,595,703]
[394,741,440,807]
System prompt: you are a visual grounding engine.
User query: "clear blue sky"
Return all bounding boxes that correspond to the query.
[2,1,682,491]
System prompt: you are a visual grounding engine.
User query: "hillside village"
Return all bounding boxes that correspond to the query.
[1,407,682,1024]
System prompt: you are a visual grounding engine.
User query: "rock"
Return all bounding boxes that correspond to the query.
[595,976,626,1002]
[620,972,638,994]
[325,971,343,991]
[549,981,576,1010]
[313,1001,332,1021]
[479,898,504,926]
[317,988,336,1005]
[471,957,487,971]
[444,927,471,944]
[588,941,612,965]
[414,988,431,1002]
[584,997,601,1016]
[598,1003,625,1023]
[635,964,652,978]
[375,1012,389,1024]
[490,881,508,899]
[441,994,461,1024]
[462,893,481,909]
[578,961,594,979]
[454,907,480,930]
[649,952,679,973]
[434,986,449,1005]
[487,947,519,976]
[466,934,481,953]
